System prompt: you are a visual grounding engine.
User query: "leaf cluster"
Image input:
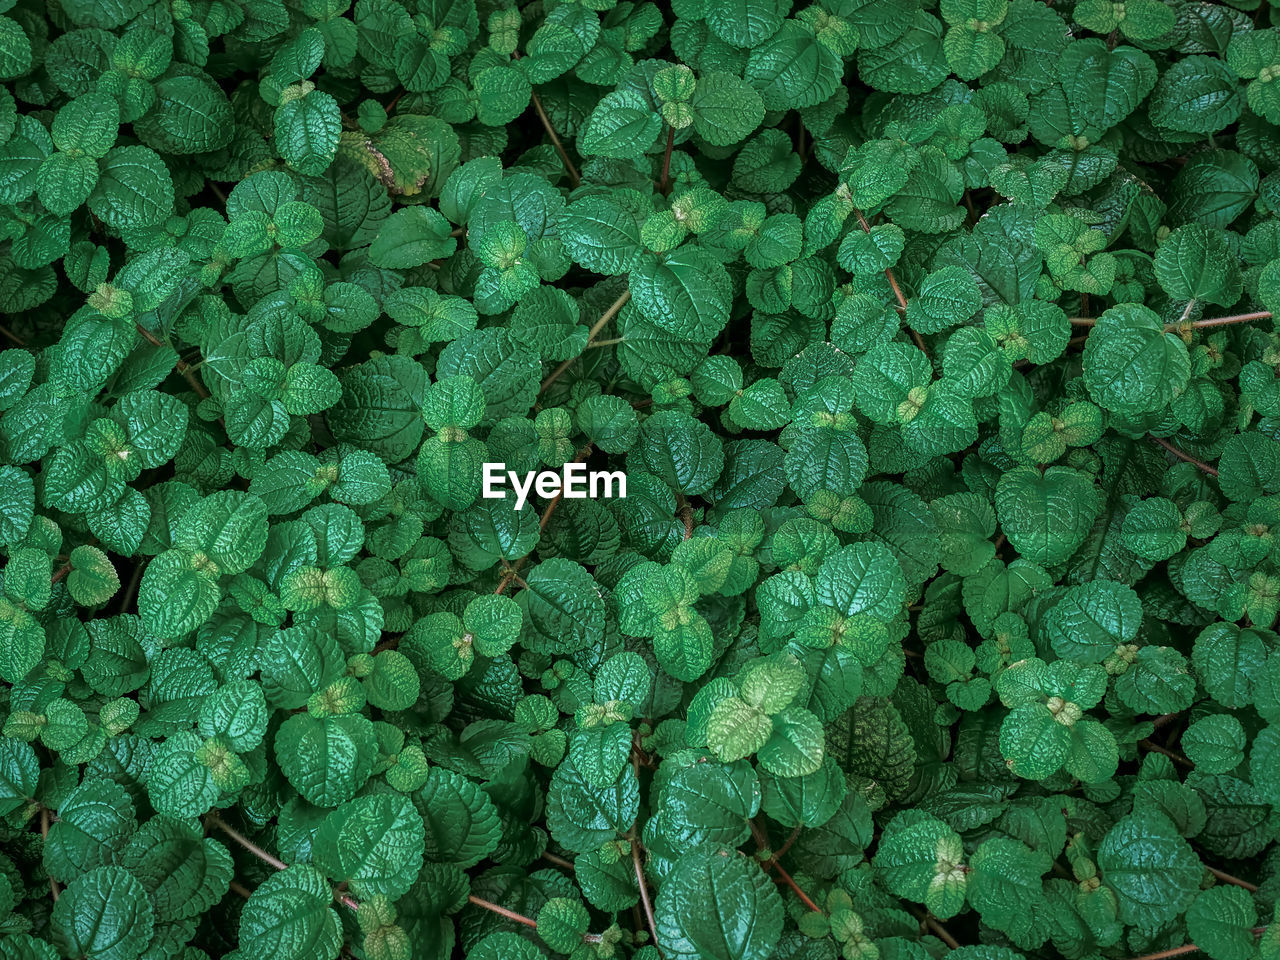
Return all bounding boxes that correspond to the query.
[2,2,1280,960]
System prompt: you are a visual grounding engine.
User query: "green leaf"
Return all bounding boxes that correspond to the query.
[238,865,342,960]
[51,866,155,960]
[654,845,785,960]
[1098,811,1202,932]
[1186,886,1259,960]
[873,811,967,919]
[314,794,425,899]
[994,466,1100,567]
[276,89,341,176]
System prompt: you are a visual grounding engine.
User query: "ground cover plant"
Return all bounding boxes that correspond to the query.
[4,0,1280,959]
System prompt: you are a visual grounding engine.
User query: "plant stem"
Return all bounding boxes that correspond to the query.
[1150,436,1219,478]
[50,561,71,585]
[751,819,821,913]
[542,851,576,871]
[494,444,594,595]
[41,807,59,901]
[1185,309,1270,328]
[206,813,288,871]
[211,810,603,941]
[1206,866,1259,892]
[676,493,693,540]
[1126,928,1267,960]
[135,323,209,398]
[909,907,960,950]
[528,89,580,188]
[632,838,663,956]
[468,895,538,929]
[1069,310,1270,331]
[771,861,821,913]
[660,125,675,195]
[853,209,923,351]
[540,289,631,393]
[0,324,24,346]
[1139,739,1192,768]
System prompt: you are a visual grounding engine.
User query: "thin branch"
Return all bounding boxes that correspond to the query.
[660,125,676,195]
[1184,309,1270,328]
[50,561,71,585]
[135,323,209,398]
[211,810,603,941]
[528,90,580,188]
[229,880,253,899]
[761,825,802,869]
[0,323,25,346]
[1139,739,1192,768]
[632,840,663,956]
[909,907,960,950]
[41,807,59,901]
[771,861,821,913]
[1069,310,1270,331]
[468,895,538,929]
[495,444,594,595]
[118,563,143,614]
[540,289,632,393]
[1125,928,1267,960]
[854,211,909,313]
[676,493,693,541]
[751,819,821,913]
[205,813,288,871]
[1150,436,1219,478]
[1206,866,1259,892]
[854,209,923,352]
[542,851,576,871]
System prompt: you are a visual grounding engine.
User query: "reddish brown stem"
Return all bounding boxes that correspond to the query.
[660,125,676,195]
[1150,436,1219,478]
[633,840,663,956]
[542,851,575,871]
[0,324,24,346]
[1070,310,1270,331]
[854,210,921,352]
[495,444,595,595]
[1206,866,1259,892]
[1127,929,1267,960]
[766,825,802,865]
[50,562,71,585]
[41,807,59,901]
[1187,310,1270,328]
[676,493,693,541]
[136,323,210,398]
[1139,739,1192,768]
[771,861,821,913]
[206,813,288,871]
[911,908,960,950]
[540,290,631,393]
[529,89,580,188]
[468,895,539,929]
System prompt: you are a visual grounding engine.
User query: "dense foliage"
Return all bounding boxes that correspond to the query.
[4,1,1280,960]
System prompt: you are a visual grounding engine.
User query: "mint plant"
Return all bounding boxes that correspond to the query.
[2,2,1280,960]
